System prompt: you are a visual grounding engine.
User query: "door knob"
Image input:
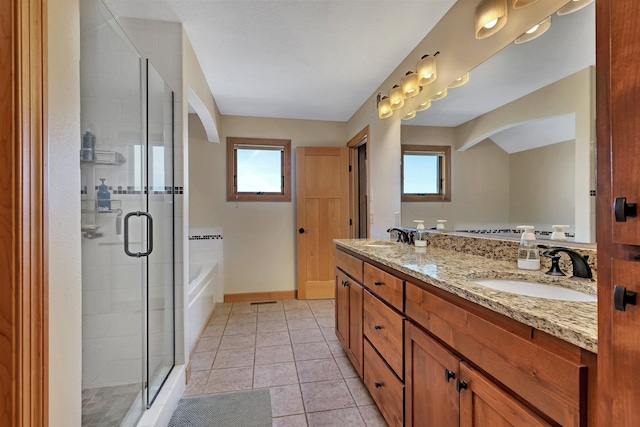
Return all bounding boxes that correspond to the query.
[614,197,637,222]
[456,379,468,392]
[614,285,637,311]
[341,280,349,287]
[374,325,382,330]
[299,228,306,234]
[374,382,382,388]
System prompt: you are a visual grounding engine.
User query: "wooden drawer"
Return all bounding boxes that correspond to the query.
[364,339,404,427]
[364,263,403,311]
[363,290,404,378]
[405,282,587,427]
[336,248,363,283]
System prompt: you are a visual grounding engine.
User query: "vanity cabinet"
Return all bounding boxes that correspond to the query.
[335,250,364,377]
[406,322,552,427]
[405,281,589,427]
[335,245,595,427]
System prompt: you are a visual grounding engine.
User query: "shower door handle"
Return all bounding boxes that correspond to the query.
[124,211,154,257]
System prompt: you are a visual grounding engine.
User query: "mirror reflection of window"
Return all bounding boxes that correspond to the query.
[401,145,451,202]
[403,152,440,195]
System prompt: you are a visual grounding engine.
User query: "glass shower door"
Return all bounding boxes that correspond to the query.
[80,0,146,425]
[145,60,175,406]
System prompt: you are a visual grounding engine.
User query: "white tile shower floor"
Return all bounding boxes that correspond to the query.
[182,299,388,427]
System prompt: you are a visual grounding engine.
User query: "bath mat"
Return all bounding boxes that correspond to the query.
[168,389,272,427]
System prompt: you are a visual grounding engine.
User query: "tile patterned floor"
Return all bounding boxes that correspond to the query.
[183,299,388,427]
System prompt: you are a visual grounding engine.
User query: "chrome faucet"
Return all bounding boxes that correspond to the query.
[387,228,413,244]
[541,247,593,280]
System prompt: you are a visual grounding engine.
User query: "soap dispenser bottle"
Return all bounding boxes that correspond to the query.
[414,220,426,247]
[97,178,111,211]
[516,225,540,270]
[551,225,569,241]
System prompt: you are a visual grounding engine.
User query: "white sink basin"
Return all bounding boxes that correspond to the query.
[473,279,597,302]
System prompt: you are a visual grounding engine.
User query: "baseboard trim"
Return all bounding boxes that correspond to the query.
[224,290,297,302]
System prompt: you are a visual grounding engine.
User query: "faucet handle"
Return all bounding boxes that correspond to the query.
[544,254,566,277]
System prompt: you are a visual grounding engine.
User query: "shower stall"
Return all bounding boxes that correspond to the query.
[80,1,176,425]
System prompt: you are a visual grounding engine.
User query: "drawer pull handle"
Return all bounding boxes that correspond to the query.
[374,325,382,330]
[374,281,383,286]
[341,280,349,287]
[614,197,637,222]
[614,285,637,311]
[374,382,383,388]
[456,379,468,392]
[445,368,455,383]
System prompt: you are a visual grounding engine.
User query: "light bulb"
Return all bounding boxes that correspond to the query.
[526,24,540,34]
[378,96,392,119]
[484,18,498,29]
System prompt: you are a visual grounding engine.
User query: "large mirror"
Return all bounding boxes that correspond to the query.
[400,2,595,243]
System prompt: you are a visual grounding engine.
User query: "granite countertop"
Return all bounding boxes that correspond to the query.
[335,239,598,353]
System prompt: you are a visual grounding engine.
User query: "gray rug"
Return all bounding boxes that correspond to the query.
[169,389,272,427]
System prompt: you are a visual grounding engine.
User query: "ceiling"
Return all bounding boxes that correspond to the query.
[106,0,457,122]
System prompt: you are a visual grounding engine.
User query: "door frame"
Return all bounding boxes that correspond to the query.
[0,0,49,426]
[347,126,369,239]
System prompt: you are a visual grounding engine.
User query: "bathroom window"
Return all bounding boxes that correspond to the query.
[401,145,451,202]
[227,137,291,202]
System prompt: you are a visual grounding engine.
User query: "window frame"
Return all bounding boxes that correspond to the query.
[226,137,292,202]
[401,144,451,202]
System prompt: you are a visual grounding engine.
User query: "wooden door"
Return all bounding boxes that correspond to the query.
[597,0,640,425]
[348,281,364,378]
[296,147,349,299]
[0,0,48,426]
[335,270,351,349]
[405,322,460,427]
[459,363,551,427]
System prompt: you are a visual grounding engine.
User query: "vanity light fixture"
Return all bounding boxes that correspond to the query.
[401,71,421,99]
[417,53,438,86]
[430,88,448,101]
[475,0,508,39]
[448,73,470,89]
[557,0,593,16]
[415,100,432,112]
[401,111,417,121]
[514,16,551,44]
[512,0,538,8]
[378,96,393,119]
[389,85,405,110]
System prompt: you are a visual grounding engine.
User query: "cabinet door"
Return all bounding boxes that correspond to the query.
[348,281,364,378]
[459,363,551,427]
[405,322,459,427]
[335,269,350,349]
[609,0,640,245]
[610,259,640,426]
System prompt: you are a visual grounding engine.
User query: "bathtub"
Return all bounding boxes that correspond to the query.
[188,263,217,352]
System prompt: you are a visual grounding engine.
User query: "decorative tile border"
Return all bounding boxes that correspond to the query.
[81,186,184,195]
[455,229,576,239]
[189,235,223,240]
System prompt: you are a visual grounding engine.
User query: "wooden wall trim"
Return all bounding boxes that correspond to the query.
[0,0,49,426]
[224,291,297,303]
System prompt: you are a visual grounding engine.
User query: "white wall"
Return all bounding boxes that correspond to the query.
[400,126,510,228]
[455,68,594,241]
[510,140,575,225]
[49,0,82,425]
[190,115,347,295]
